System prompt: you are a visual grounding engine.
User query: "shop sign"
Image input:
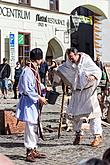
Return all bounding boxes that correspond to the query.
[10,33,15,47]
[9,33,15,67]
[64,32,69,44]
[36,14,65,26]
[80,16,93,25]
[18,34,24,45]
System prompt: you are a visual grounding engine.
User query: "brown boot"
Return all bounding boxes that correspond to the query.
[32,148,47,158]
[26,149,36,162]
[73,132,84,145]
[91,135,102,147]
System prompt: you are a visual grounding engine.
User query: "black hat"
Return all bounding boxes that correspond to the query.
[3,58,7,62]
[30,48,43,61]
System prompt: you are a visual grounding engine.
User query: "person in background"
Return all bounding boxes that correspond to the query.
[39,59,48,87]
[16,48,47,162]
[0,58,11,99]
[95,56,107,80]
[95,56,103,71]
[13,61,22,99]
[51,62,61,91]
[48,60,57,85]
[58,47,103,147]
[0,153,15,165]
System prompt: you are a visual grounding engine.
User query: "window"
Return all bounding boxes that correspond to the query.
[18,33,30,66]
[50,0,59,11]
[19,0,31,5]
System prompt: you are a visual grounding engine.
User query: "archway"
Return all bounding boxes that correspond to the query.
[46,38,63,65]
[71,5,107,59]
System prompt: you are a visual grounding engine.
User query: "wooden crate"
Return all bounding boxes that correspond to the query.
[0,109,24,134]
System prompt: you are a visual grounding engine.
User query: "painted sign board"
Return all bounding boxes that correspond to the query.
[9,33,15,67]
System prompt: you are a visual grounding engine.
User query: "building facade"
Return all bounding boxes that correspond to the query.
[0,0,109,79]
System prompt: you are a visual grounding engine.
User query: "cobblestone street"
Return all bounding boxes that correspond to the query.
[0,90,110,165]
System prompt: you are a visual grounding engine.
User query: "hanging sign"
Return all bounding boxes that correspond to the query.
[18,34,24,45]
[80,16,93,25]
[9,33,15,67]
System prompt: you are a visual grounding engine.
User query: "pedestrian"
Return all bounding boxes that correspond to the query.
[16,48,47,162]
[0,58,11,99]
[51,62,61,92]
[39,59,48,87]
[95,56,107,80]
[48,60,57,85]
[58,47,103,147]
[0,153,15,165]
[95,56,103,71]
[13,61,22,99]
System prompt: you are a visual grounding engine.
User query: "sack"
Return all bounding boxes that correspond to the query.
[46,90,60,105]
[101,71,107,80]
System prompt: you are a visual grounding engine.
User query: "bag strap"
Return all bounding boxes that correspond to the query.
[0,64,7,78]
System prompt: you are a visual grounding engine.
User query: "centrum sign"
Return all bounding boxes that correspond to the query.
[0,6,30,20]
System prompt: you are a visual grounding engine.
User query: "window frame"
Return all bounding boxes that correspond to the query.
[19,0,31,6]
[18,32,31,66]
[49,0,59,11]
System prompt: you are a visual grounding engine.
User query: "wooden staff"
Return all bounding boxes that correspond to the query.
[58,85,65,138]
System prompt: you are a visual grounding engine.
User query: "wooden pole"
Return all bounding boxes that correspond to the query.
[58,85,65,138]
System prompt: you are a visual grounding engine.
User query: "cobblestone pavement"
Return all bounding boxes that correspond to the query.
[0,90,110,165]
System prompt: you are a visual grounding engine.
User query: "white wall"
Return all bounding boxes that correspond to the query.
[59,0,108,17]
[31,0,49,9]
[1,0,18,3]
[102,19,110,63]
[1,0,109,18]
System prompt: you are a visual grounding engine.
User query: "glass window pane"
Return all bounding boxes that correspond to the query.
[50,0,59,11]
[24,34,30,45]
[19,0,30,5]
[24,46,30,57]
[56,0,59,10]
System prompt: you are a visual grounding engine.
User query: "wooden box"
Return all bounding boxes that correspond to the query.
[0,110,24,134]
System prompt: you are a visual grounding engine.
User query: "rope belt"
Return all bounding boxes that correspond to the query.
[76,85,93,91]
[22,93,28,96]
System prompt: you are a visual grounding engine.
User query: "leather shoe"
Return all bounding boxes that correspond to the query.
[32,148,47,158]
[91,135,102,147]
[26,149,36,162]
[73,135,84,145]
